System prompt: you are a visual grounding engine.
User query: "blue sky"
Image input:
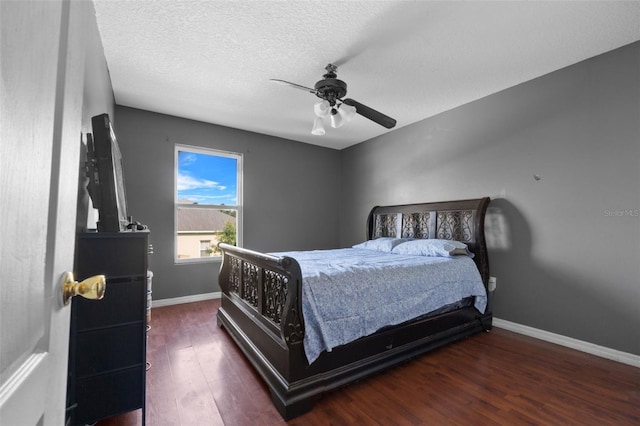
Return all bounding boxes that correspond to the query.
[177,151,237,205]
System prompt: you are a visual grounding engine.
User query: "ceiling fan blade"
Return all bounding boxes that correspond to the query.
[269,79,316,94]
[342,98,397,129]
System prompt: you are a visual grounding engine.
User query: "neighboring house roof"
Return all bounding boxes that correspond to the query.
[177,207,235,232]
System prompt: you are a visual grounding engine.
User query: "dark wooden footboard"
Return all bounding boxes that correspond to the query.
[217,244,304,350]
[216,244,314,417]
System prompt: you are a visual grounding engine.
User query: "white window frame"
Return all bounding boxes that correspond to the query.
[199,240,212,257]
[174,144,243,264]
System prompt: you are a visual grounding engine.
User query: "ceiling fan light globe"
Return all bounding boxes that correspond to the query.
[338,103,357,122]
[311,117,325,135]
[330,113,344,128]
[314,100,331,117]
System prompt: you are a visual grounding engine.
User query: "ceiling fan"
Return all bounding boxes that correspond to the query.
[271,64,397,135]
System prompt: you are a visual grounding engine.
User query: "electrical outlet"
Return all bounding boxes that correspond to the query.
[488,276,497,292]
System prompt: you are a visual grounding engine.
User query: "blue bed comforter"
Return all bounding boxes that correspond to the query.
[271,248,487,364]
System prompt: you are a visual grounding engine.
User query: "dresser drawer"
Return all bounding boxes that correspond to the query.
[74,279,145,331]
[76,233,148,278]
[75,366,144,424]
[75,324,144,377]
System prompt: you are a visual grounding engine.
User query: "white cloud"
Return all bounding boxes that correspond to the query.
[185,194,237,205]
[177,173,226,191]
[180,153,197,166]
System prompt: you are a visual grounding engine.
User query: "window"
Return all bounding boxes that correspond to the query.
[199,240,212,257]
[175,145,242,262]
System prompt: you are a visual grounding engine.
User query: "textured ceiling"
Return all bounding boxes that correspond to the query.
[93,1,640,150]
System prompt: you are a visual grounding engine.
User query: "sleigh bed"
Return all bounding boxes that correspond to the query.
[216,197,492,420]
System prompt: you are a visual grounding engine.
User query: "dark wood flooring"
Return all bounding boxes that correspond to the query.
[97,299,640,425]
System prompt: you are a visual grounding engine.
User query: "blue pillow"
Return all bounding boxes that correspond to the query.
[391,239,473,258]
[352,237,410,252]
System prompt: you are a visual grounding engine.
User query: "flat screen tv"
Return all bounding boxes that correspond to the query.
[86,113,129,232]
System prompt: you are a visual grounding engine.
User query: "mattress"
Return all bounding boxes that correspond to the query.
[272,248,487,363]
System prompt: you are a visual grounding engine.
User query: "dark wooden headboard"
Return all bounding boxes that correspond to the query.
[366,197,491,286]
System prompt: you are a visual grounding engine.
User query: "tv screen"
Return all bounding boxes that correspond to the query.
[86,113,129,232]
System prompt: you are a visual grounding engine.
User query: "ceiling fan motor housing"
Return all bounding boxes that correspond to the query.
[314,78,347,105]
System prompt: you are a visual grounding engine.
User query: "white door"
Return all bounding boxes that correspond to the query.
[1,0,88,424]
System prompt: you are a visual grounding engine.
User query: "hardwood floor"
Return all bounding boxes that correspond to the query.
[97,299,640,425]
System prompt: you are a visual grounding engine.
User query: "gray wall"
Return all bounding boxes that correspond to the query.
[76,1,116,233]
[81,4,115,132]
[341,42,640,355]
[114,107,341,300]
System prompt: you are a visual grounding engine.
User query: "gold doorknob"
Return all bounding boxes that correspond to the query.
[62,272,106,305]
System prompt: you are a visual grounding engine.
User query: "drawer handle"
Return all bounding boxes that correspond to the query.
[62,272,106,305]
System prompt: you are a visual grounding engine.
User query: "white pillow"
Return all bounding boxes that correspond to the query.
[391,239,474,258]
[352,237,410,252]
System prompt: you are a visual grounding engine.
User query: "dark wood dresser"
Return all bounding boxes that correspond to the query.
[66,231,149,425]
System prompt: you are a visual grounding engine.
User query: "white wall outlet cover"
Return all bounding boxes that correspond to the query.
[488,276,497,292]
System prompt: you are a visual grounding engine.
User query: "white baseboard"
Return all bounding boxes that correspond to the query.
[152,292,221,308]
[493,318,640,368]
